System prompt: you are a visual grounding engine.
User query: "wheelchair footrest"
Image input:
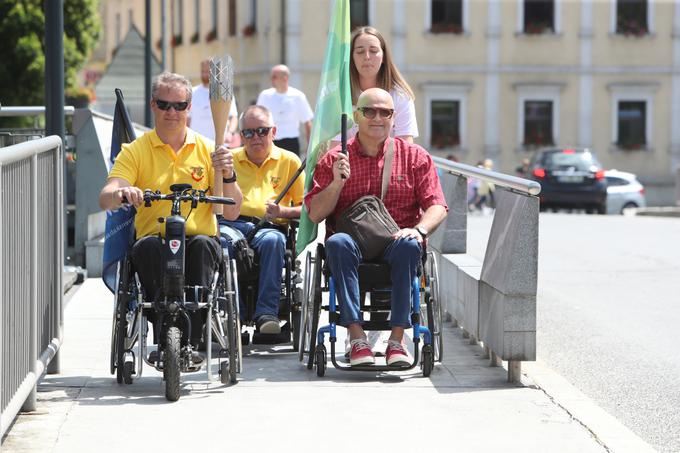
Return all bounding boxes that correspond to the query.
[252,330,292,345]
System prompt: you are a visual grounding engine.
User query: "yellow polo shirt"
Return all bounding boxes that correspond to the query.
[108,129,218,238]
[232,145,304,223]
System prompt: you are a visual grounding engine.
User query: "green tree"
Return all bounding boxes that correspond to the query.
[0,0,101,125]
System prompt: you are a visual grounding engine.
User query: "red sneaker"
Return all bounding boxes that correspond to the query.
[386,341,410,367]
[349,339,375,366]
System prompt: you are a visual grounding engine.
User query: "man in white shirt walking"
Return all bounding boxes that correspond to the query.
[189,59,240,147]
[256,64,313,156]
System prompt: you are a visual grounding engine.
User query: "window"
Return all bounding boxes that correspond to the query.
[523,101,554,146]
[350,0,369,30]
[617,101,646,149]
[430,0,463,34]
[128,9,134,28]
[516,83,562,150]
[206,0,217,42]
[191,0,200,44]
[423,83,470,152]
[616,0,648,36]
[173,0,184,46]
[242,0,256,36]
[608,82,656,151]
[523,0,554,34]
[430,101,461,149]
[228,0,236,37]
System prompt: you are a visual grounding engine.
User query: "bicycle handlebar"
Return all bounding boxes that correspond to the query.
[143,189,235,206]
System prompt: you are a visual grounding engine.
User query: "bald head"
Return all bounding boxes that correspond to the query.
[354,88,395,148]
[357,88,394,110]
[271,64,290,93]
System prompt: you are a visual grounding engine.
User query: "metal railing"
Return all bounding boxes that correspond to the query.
[429,156,540,382]
[0,106,75,147]
[1,136,64,437]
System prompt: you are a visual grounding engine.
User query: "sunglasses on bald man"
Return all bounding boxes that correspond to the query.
[154,99,190,111]
[357,107,394,119]
[241,127,273,139]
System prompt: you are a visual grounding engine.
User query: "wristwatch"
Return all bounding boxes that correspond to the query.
[222,170,237,184]
[415,226,428,239]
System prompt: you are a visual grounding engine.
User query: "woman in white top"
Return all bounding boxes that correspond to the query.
[331,26,418,148]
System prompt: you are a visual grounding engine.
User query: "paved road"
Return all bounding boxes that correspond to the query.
[2,278,615,453]
[467,212,680,453]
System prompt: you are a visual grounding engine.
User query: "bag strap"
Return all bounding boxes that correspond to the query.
[380,138,394,200]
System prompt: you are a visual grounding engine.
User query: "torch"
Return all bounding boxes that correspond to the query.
[209,55,235,214]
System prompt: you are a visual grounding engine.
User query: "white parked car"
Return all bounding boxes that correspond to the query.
[605,170,646,214]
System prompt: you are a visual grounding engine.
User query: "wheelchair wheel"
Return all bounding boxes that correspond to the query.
[305,245,323,370]
[421,344,434,377]
[292,294,302,352]
[298,250,313,362]
[425,252,444,362]
[164,326,181,401]
[110,260,130,382]
[315,345,327,377]
[226,297,239,384]
[123,361,134,385]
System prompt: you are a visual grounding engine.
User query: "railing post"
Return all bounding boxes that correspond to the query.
[0,162,3,411]
[48,143,63,374]
[21,155,38,412]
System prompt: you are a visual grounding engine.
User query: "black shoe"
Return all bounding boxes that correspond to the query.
[256,314,281,335]
[190,351,204,366]
[148,350,159,364]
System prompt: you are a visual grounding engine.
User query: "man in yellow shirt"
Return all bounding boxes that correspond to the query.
[220,105,304,335]
[99,72,243,360]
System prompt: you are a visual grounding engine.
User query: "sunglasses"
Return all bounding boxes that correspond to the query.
[357,107,394,119]
[241,127,273,139]
[154,99,190,111]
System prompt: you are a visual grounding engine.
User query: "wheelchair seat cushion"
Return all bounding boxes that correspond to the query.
[357,262,392,289]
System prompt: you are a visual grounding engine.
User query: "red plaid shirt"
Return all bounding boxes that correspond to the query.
[305,136,448,231]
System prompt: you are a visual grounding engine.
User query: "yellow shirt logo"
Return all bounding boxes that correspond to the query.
[191,166,205,182]
[270,176,281,189]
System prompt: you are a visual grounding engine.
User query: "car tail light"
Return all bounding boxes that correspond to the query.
[595,170,605,180]
[639,187,645,195]
[563,148,575,154]
[533,168,546,178]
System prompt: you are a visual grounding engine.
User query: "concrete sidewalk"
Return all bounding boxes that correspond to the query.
[2,279,654,453]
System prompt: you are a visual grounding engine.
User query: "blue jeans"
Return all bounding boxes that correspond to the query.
[219,220,285,320]
[325,233,421,328]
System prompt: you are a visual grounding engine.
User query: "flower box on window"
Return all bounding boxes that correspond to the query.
[616,141,645,150]
[617,19,648,37]
[430,23,463,34]
[205,29,217,42]
[172,35,183,47]
[242,24,256,37]
[190,32,200,44]
[524,22,552,35]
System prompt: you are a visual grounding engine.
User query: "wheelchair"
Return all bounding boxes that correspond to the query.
[109,184,242,401]
[220,217,303,350]
[298,242,443,377]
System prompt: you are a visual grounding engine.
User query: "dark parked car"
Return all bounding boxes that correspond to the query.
[529,147,607,214]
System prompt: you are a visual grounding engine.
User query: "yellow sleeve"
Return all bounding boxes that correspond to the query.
[108,143,139,185]
[289,157,305,206]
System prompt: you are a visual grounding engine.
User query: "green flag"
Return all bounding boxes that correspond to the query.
[296,0,353,256]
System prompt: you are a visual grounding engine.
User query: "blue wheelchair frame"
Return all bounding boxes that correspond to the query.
[302,244,439,377]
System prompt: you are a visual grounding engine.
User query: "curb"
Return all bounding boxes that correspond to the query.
[520,360,657,453]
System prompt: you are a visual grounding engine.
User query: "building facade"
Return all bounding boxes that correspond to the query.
[90,0,680,204]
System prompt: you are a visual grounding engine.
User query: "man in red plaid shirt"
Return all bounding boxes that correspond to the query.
[305,88,448,367]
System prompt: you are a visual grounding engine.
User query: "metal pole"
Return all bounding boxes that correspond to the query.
[44,0,65,143]
[144,0,152,127]
[161,0,167,71]
[44,0,66,261]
